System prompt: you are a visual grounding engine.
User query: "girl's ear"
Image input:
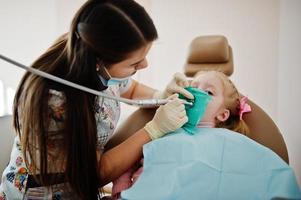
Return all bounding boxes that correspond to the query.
[216,109,230,122]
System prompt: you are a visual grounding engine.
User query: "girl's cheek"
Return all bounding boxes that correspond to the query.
[190,81,199,88]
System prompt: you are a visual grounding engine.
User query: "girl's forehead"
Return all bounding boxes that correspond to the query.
[195,72,223,85]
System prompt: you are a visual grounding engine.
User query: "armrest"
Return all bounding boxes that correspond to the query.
[244,98,289,164]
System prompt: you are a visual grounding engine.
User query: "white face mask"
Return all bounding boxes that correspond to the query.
[98,75,131,86]
[101,75,131,86]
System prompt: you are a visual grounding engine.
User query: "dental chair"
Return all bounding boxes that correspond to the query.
[106,35,289,164]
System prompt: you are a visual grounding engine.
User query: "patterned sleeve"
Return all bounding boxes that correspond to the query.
[0,89,67,199]
[0,136,28,199]
[47,89,66,133]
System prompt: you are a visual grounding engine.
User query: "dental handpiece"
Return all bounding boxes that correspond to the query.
[0,54,193,108]
[130,99,193,108]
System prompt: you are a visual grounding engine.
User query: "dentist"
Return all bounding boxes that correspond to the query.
[0,0,193,200]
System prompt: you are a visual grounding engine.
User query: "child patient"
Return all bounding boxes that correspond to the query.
[111,70,251,199]
[190,70,251,134]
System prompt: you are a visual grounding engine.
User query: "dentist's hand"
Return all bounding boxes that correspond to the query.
[144,94,188,140]
[153,72,194,100]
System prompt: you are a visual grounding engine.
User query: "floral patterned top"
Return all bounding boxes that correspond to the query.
[0,79,132,200]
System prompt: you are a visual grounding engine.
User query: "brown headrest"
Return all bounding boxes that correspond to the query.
[184,35,234,77]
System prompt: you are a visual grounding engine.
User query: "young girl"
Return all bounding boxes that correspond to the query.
[191,70,251,135]
[0,1,192,199]
[111,70,252,198]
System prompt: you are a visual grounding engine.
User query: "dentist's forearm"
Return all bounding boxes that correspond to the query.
[132,82,157,99]
[122,80,158,99]
[98,128,151,186]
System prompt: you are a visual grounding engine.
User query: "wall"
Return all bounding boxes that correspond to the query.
[0,0,85,115]
[0,0,57,114]
[145,0,280,118]
[278,0,301,186]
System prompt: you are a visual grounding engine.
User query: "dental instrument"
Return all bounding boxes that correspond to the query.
[0,54,193,108]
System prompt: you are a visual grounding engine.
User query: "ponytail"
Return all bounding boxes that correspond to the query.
[232,118,250,136]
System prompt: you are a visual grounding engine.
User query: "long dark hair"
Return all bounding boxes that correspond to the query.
[13,0,157,199]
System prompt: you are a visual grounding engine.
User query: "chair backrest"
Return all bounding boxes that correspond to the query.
[0,115,15,175]
[243,99,289,163]
[107,35,289,164]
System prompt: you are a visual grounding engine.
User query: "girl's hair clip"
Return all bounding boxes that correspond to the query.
[238,96,252,120]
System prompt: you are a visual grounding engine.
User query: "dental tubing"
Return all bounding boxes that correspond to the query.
[0,54,192,108]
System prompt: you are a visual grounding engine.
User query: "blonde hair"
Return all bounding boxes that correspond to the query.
[195,71,250,136]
